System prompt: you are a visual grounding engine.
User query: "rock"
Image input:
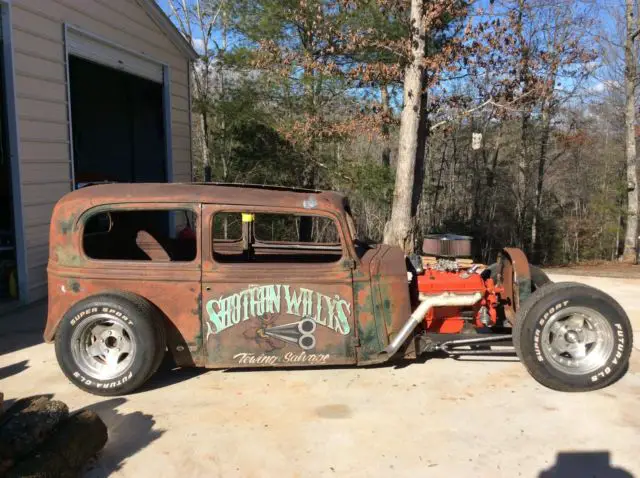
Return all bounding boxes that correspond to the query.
[7,410,108,478]
[0,396,69,473]
[0,396,51,428]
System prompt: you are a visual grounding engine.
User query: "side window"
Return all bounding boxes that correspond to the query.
[213,212,242,241]
[83,209,197,262]
[254,214,340,243]
[212,212,342,263]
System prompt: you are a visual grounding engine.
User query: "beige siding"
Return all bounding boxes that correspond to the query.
[21,163,71,185]
[19,120,68,143]
[18,98,68,123]
[24,224,51,249]
[20,142,69,162]
[28,244,50,271]
[172,108,190,126]
[24,203,57,228]
[172,123,190,138]
[14,54,66,82]
[21,183,71,208]
[10,0,192,301]
[172,81,189,99]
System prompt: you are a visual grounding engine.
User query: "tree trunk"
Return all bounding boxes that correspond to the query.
[381,85,391,168]
[200,110,211,181]
[411,88,429,242]
[412,88,429,216]
[531,104,551,263]
[383,0,426,252]
[515,0,530,251]
[621,0,638,263]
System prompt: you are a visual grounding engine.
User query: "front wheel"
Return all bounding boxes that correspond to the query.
[484,263,551,292]
[513,282,633,392]
[55,293,166,396]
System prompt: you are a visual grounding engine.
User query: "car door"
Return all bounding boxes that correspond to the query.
[201,204,357,367]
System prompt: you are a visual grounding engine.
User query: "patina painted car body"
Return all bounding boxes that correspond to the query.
[45,183,633,395]
[45,183,411,369]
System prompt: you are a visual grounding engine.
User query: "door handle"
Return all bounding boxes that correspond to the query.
[205,286,211,291]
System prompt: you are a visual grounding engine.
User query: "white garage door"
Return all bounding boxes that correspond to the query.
[65,27,163,84]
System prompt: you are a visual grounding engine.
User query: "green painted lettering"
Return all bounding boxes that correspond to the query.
[206,298,227,334]
[284,286,303,316]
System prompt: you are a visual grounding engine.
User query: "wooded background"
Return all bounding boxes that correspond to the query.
[163,0,638,265]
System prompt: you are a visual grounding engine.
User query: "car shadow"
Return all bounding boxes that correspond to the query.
[539,451,633,478]
[140,365,210,392]
[392,349,520,368]
[0,300,47,355]
[80,398,164,477]
[136,354,210,393]
[0,359,29,380]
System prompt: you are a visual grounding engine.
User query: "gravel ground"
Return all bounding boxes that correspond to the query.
[0,273,638,478]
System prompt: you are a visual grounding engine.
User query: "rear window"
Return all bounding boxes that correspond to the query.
[83,209,197,262]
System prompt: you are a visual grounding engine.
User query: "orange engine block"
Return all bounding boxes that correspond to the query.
[416,266,502,333]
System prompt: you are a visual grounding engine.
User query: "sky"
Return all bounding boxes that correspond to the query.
[155,0,624,100]
[157,0,237,54]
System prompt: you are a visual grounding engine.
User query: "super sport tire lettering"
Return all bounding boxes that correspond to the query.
[72,370,134,388]
[55,292,165,396]
[513,282,632,392]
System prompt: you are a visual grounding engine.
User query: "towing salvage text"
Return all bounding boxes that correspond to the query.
[206,284,351,335]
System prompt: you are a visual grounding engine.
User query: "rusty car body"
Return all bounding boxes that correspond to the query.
[45,183,633,395]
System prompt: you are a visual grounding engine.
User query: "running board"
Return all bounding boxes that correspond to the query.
[417,334,514,356]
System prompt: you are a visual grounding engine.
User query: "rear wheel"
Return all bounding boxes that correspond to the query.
[55,293,165,396]
[513,282,632,392]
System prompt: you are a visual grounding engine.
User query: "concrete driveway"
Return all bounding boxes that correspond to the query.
[1,273,639,477]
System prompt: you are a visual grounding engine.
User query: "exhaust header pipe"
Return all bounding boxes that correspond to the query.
[379,292,482,358]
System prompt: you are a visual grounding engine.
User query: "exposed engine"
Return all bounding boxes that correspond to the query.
[413,234,504,334]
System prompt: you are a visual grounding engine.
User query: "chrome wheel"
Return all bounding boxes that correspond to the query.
[540,306,614,375]
[71,314,136,380]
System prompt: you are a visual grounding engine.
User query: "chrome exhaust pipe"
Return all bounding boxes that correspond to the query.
[379,292,482,358]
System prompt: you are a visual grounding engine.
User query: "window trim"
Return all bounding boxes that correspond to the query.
[209,207,351,268]
[78,203,200,266]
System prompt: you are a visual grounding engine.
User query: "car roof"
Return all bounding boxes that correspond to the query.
[56,183,348,213]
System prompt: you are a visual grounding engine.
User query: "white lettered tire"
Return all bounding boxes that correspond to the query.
[54,292,165,396]
[513,282,632,392]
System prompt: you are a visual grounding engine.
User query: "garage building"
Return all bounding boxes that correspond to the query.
[0,0,196,305]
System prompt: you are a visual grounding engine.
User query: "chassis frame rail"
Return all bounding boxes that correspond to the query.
[417,333,514,356]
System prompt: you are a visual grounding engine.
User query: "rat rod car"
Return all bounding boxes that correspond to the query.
[45,183,633,396]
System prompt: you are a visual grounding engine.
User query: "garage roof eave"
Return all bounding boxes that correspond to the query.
[136,0,199,61]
